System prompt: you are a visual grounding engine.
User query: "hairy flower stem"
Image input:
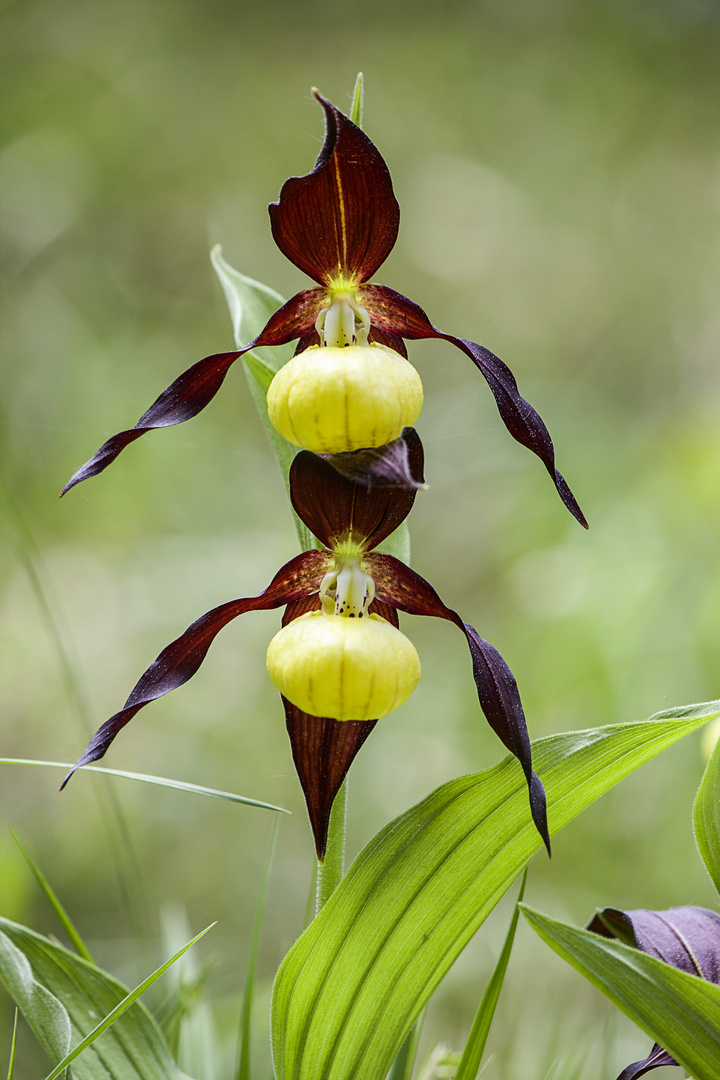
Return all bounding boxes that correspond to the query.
[315,778,348,913]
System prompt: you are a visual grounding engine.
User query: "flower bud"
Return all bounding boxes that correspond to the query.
[266,344,423,454]
[266,611,421,721]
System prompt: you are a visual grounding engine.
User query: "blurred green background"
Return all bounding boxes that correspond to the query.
[2,0,719,1074]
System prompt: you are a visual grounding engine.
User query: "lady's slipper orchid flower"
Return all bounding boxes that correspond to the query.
[61,92,587,528]
[588,905,720,1079]
[61,430,549,857]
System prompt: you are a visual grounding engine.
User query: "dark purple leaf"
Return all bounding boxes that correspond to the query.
[359,283,588,528]
[588,906,720,981]
[269,92,399,287]
[60,290,324,495]
[366,552,550,852]
[616,1044,678,1080]
[325,427,425,490]
[289,437,422,552]
[60,551,330,788]
[283,700,378,859]
[588,905,720,1079]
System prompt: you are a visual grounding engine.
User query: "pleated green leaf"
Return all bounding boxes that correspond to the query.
[271,700,720,1080]
[0,917,192,1079]
[694,730,720,895]
[521,906,720,1080]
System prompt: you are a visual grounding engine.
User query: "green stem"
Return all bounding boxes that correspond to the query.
[315,779,348,913]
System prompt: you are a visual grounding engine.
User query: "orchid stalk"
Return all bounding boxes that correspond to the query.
[59,86,565,864]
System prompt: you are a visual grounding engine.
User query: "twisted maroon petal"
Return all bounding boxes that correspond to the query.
[60,289,325,495]
[359,283,587,528]
[60,551,331,788]
[269,92,399,287]
[366,551,550,853]
[289,430,424,551]
[588,906,720,1079]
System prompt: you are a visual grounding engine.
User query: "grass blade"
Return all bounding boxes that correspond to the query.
[1,487,153,934]
[694,729,720,894]
[454,871,526,1080]
[0,759,289,813]
[5,1011,18,1080]
[386,1013,424,1080]
[235,816,281,1080]
[43,923,215,1080]
[10,829,93,963]
[349,73,363,127]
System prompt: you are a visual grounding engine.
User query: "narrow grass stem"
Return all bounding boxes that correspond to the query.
[235,816,280,1080]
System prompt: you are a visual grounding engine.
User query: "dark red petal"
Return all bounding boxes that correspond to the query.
[294,332,321,355]
[259,288,327,342]
[283,698,378,859]
[368,598,400,627]
[289,431,423,551]
[588,906,720,1078]
[326,428,425,490]
[60,551,330,787]
[282,593,322,625]
[359,283,588,528]
[60,290,324,495]
[368,328,408,358]
[366,551,550,853]
[268,92,399,287]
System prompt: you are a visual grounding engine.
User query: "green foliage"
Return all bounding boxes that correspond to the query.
[235,817,280,1080]
[386,1019,423,1080]
[4,8,720,1067]
[210,246,314,552]
[1,759,289,814]
[695,731,720,895]
[0,916,212,1078]
[348,73,363,128]
[271,702,718,1080]
[521,906,720,1080]
[5,1011,17,1080]
[10,828,94,964]
[453,872,525,1080]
